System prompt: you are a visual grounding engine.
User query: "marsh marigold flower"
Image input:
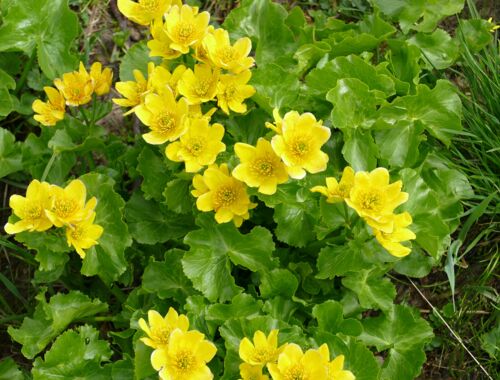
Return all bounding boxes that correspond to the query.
[165,118,225,172]
[4,180,53,234]
[373,212,416,257]
[54,62,93,106]
[148,18,183,60]
[311,167,355,203]
[89,62,113,96]
[165,4,210,54]
[32,87,66,126]
[138,308,189,349]
[216,70,255,114]
[45,180,97,227]
[192,164,256,227]
[239,363,269,380]
[239,329,283,366]
[232,138,289,195]
[271,111,330,179]
[151,329,217,380]
[345,168,408,233]
[267,343,328,380]
[117,0,180,25]
[177,63,220,104]
[193,25,215,64]
[265,108,284,135]
[135,90,189,144]
[317,345,355,380]
[65,213,103,259]
[203,28,255,73]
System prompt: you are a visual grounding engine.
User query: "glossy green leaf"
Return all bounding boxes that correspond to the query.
[260,268,299,298]
[360,305,434,380]
[119,42,159,81]
[8,291,107,359]
[163,178,193,214]
[313,300,363,336]
[137,145,170,202]
[342,269,396,311]
[141,249,192,301]
[342,128,379,171]
[0,69,16,116]
[274,200,318,248]
[0,128,23,178]
[80,173,132,283]
[457,19,493,53]
[317,243,371,279]
[125,192,194,244]
[372,0,464,33]
[0,0,79,78]
[32,325,111,379]
[206,293,263,323]
[0,358,23,380]
[409,29,459,69]
[385,39,422,88]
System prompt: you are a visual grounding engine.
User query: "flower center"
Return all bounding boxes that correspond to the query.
[252,158,274,177]
[186,138,204,157]
[141,0,160,13]
[70,225,84,241]
[176,23,195,43]
[24,204,42,221]
[359,191,382,212]
[251,348,274,364]
[194,79,211,97]
[156,112,176,134]
[224,84,237,99]
[173,350,195,373]
[221,47,236,63]
[54,198,77,218]
[337,184,350,198]
[215,185,237,207]
[284,365,306,380]
[152,326,172,345]
[290,139,309,159]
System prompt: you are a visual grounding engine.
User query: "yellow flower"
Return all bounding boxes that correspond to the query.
[151,329,217,380]
[232,138,289,195]
[89,62,113,96]
[165,4,210,54]
[117,0,179,26]
[216,70,255,114]
[187,104,217,122]
[192,164,256,227]
[265,108,283,135]
[168,64,188,97]
[32,86,66,126]
[487,17,500,32]
[239,329,282,366]
[271,111,330,179]
[113,62,172,115]
[45,180,97,228]
[138,308,189,349]
[267,343,328,380]
[373,212,416,257]
[203,28,254,73]
[148,18,183,60]
[65,213,103,259]
[4,180,53,234]
[311,167,355,203]
[177,63,220,104]
[193,25,215,64]
[239,363,269,380]
[317,345,355,380]
[166,118,225,172]
[135,89,189,144]
[54,62,93,106]
[345,168,408,233]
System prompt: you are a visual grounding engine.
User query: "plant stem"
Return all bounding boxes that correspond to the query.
[41,151,58,182]
[79,107,91,127]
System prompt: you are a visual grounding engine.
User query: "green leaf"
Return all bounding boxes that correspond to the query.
[8,291,107,359]
[317,243,371,279]
[80,173,132,283]
[133,340,156,380]
[137,145,170,202]
[377,80,462,146]
[163,179,193,214]
[0,69,16,116]
[480,324,500,359]
[142,249,192,301]
[293,42,331,74]
[385,39,422,88]
[342,128,379,171]
[313,300,363,336]
[372,0,464,34]
[342,269,396,311]
[223,0,297,66]
[409,29,459,69]
[375,120,426,168]
[359,305,434,380]
[0,0,79,79]
[0,128,23,178]
[260,268,299,298]
[119,41,159,81]
[393,247,436,278]
[273,200,318,248]
[457,19,493,53]
[125,192,195,245]
[0,358,23,380]
[206,293,263,323]
[32,325,111,379]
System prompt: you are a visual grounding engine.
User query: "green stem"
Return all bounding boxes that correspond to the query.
[79,107,91,127]
[15,50,36,95]
[101,279,127,303]
[41,151,58,182]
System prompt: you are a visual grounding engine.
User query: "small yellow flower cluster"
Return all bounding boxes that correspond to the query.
[32,62,113,126]
[312,167,416,257]
[139,307,217,380]
[4,179,103,259]
[238,329,355,380]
